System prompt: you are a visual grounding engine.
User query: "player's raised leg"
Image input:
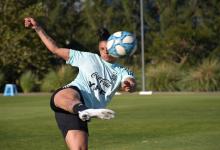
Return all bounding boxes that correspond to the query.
[53,87,84,113]
[53,87,115,121]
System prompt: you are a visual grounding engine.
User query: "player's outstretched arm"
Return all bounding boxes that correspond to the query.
[121,77,136,93]
[24,17,69,61]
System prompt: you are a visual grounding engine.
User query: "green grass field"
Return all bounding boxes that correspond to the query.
[0,93,220,150]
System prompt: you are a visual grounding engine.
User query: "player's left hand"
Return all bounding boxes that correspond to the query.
[121,78,136,92]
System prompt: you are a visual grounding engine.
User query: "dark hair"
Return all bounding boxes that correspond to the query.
[97,27,110,41]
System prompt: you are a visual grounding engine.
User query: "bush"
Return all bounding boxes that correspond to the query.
[181,59,220,91]
[57,65,76,86]
[133,69,142,91]
[41,70,60,92]
[20,71,37,93]
[41,65,76,92]
[146,62,183,91]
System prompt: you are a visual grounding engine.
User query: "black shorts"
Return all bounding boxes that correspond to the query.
[50,86,88,138]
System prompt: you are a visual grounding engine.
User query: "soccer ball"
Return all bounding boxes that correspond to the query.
[107,31,137,57]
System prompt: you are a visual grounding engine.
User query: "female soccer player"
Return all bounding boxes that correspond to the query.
[24,17,136,150]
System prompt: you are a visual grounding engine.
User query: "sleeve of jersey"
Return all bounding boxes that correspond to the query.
[121,68,135,82]
[66,49,87,67]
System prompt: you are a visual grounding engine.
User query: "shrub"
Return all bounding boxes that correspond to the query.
[181,59,220,91]
[146,62,183,91]
[41,70,60,92]
[57,65,76,86]
[133,69,142,91]
[20,71,37,93]
[41,65,76,92]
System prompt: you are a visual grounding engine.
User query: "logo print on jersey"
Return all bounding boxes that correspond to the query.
[91,72,111,88]
[89,72,118,95]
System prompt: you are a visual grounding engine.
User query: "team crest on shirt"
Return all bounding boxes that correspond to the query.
[89,72,118,95]
[91,72,111,88]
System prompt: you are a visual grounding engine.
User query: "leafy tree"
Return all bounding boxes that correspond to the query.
[1,0,220,91]
[0,0,56,83]
[147,0,220,65]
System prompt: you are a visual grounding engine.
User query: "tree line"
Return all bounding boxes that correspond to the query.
[1,0,220,91]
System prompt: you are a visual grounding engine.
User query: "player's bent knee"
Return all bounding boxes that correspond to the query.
[53,92,63,107]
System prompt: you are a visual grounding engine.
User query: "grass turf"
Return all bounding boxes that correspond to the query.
[0,93,220,150]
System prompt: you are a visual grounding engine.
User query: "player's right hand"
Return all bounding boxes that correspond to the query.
[24,17,38,29]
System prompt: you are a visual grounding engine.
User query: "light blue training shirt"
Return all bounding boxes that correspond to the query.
[65,49,135,108]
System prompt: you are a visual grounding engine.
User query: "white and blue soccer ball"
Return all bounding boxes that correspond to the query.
[107,31,137,57]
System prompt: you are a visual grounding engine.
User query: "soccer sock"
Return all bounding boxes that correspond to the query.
[73,103,88,114]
